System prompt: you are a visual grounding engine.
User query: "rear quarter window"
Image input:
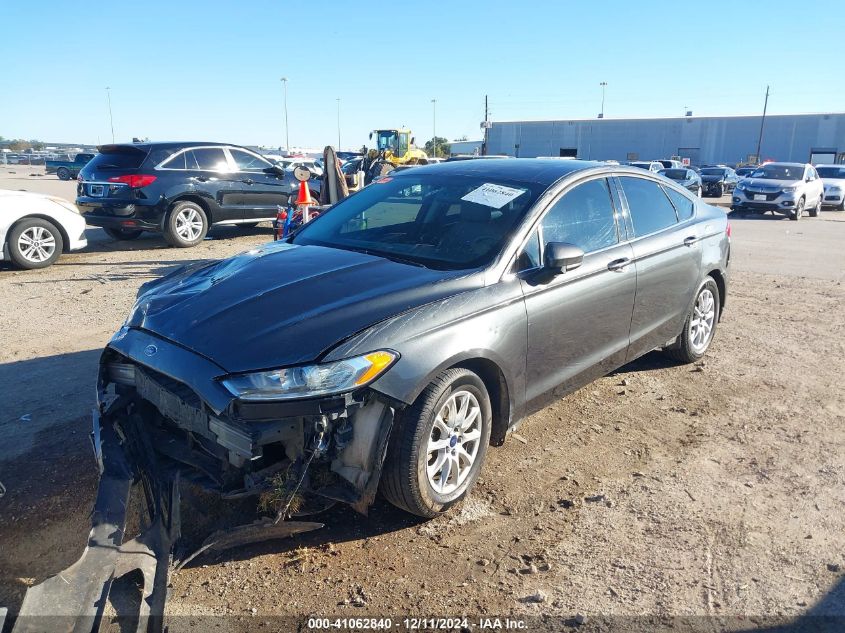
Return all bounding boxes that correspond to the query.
[664,187,695,221]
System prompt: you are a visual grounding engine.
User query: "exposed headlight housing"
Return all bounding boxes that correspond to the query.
[221,350,398,401]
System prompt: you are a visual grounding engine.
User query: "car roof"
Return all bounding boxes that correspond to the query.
[390,158,610,186]
[97,141,252,153]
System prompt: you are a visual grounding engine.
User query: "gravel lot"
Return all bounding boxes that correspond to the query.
[1,166,844,629]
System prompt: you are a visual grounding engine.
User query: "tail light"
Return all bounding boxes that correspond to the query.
[108,174,157,188]
[726,221,732,238]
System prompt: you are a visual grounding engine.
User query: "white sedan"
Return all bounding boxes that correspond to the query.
[1,189,87,269]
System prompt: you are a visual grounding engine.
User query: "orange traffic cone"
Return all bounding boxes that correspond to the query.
[295,180,313,205]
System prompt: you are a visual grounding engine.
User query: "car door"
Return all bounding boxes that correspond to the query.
[518,176,636,409]
[617,175,703,361]
[226,148,291,220]
[179,146,242,222]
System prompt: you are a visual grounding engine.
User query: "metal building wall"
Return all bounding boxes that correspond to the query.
[486,113,845,164]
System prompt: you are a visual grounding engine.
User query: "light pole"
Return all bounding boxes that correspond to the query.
[431,98,437,157]
[599,81,607,119]
[105,86,115,143]
[336,98,341,150]
[755,85,770,164]
[280,77,289,152]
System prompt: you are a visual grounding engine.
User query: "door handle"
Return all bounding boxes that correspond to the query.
[241,178,254,185]
[607,257,631,272]
[683,236,699,247]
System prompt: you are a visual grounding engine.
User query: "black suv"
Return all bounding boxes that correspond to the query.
[76,142,314,247]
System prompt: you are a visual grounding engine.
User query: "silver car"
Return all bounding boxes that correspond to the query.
[816,164,845,210]
[731,162,825,220]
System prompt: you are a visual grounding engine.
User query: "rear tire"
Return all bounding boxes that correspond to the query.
[56,167,71,181]
[164,201,208,248]
[103,227,143,240]
[380,368,492,518]
[8,218,64,269]
[663,277,720,364]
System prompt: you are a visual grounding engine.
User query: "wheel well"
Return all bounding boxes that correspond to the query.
[8,215,71,253]
[170,195,212,225]
[450,358,511,447]
[707,269,727,315]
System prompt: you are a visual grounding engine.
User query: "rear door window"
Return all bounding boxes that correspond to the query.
[189,147,230,172]
[161,152,187,170]
[619,176,679,237]
[229,149,272,172]
[540,178,619,253]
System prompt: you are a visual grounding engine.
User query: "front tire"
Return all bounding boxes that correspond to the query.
[380,368,492,518]
[8,218,64,269]
[103,227,143,240]
[56,167,71,181]
[663,277,720,364]
[164,201,208,247]
[791,197,805,221]
[808,197,820,218]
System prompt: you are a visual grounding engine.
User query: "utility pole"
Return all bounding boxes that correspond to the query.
[482,95,489,156]
[281,77,289,152]
[336,98,341,150]
[755,85,770,164]
[599,81,607,119]
[105,87,115,143]
[431,99,437,158]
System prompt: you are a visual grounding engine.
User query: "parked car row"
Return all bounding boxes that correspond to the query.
[3,147,843,270]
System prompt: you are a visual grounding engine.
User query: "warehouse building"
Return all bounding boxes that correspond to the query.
[485,112,845,166]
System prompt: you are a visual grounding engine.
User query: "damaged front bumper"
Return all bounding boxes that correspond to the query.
[10,327,397,632]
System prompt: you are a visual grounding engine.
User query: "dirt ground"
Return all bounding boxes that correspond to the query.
[1,166,844,631]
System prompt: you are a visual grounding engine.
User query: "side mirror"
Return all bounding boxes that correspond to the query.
[266,164,285,176]
[368,132,373,140]
[544,242,584,274]
[411,137,415,145]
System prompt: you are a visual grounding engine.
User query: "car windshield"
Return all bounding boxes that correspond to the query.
[661,169,688,180]
[701,168,726,176]
[817,167,845,179]
[750,165,804,180]
[292,173,546,270]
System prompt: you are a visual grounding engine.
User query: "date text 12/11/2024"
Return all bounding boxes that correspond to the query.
[307,617,528,630]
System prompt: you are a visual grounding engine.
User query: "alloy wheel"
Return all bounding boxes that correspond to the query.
[689,288,716,353]
[425,390,483,495]
[17,225,56,263]
[175,208,204,241]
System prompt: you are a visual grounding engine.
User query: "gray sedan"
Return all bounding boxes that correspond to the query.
[96,159,730,525]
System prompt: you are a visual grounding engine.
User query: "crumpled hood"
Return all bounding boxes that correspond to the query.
[126,241,482,373]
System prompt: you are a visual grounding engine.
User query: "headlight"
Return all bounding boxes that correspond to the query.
[782,186,798,193]
[221,350,398,401]
[829,186,842,193]
[735,182,746,191]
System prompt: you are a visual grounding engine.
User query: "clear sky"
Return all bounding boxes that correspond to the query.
[1,0,842,151]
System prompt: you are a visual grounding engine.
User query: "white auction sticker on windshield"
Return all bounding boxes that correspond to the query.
[461,183,526,209]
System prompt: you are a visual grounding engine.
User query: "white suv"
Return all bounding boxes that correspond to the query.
[816,164,845,211]
[731,162,825,220]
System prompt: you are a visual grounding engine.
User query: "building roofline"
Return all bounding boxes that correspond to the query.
[491,112,845,125]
